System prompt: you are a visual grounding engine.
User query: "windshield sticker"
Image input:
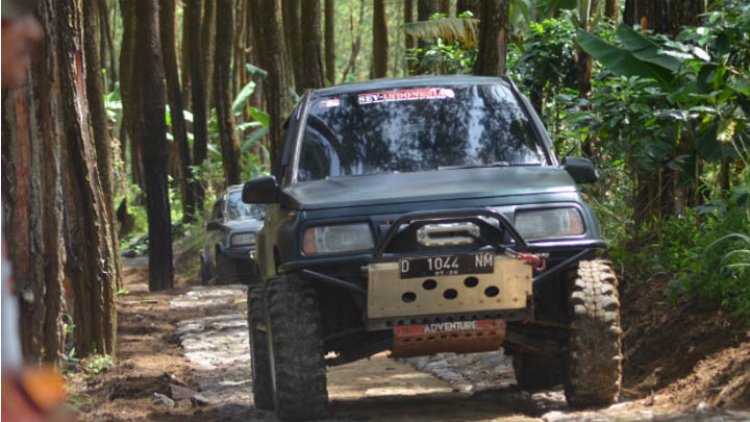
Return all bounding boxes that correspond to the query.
[358,88,455,105]
[322,98,340,108]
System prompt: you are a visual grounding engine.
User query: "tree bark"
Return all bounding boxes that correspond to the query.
[624,0,704,37]
[251,0,294,175]
[605,0,619,21]
[201,0,216,111]
[233,0,248,98]
[474,0,508,76]
[58,0,118,356]
[282,0,303,91]
[84,0,122,293]
[324,0,336,85]
[160,0,196,221]
[134,0,174,291]
[120,0,144,190]
[340,0,365,83]
[214,0,243,186]
[371,0,389,79]
[180,0,192,110]
[188,0,209,215]
[1,4,67,365]
[300,0,325,89]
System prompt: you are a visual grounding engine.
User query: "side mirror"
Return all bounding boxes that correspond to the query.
[206,220,223,231]
[562,157,598,184]
[243,176,280,204]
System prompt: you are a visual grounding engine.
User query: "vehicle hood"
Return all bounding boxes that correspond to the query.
[282,167,577,210]
[222,218,263,232]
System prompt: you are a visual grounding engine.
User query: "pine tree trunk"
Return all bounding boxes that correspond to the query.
[474,0,508,76]
[324,0,336,85]
[457,0,480,16]
[180,0,192,111]
[418,0,442,20]
[234,0,248,98]
[1,3,66,365]
[188,0,209,215]
[300,0,325,89]
[605,0,619,21]
[120,0,144,191]
[58,0,118,356]
[84,0,122,293]
[251,0,294,175]
[160,0,196,221]
[99,0,117,89]
[134,0,174,291]
[371,0,389,79]
[201,0,216,111]
[214,0,243,186]
[404,0,415,74]
[624,0,704,37]
[282,0,303,91]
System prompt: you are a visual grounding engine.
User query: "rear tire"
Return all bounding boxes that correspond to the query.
[248,285,274,410]
[513,355,564,391]
[564,259,622,407]
[266,275,328,421]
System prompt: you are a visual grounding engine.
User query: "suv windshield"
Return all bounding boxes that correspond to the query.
[297,83,545,182]
[225,191,265,221]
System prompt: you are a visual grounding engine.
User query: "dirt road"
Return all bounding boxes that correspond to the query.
[170,283,749,422]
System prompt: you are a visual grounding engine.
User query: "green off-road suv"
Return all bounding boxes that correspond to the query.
[243,76,622,420]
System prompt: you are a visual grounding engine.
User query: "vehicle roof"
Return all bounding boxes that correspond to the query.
[311,75,512,98]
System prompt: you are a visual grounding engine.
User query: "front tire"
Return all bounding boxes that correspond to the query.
[266,275,328,420]
[248,285,274,410]
[564,259,622,407]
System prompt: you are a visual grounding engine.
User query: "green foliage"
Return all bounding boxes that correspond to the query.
[655,187,749,321]
[83,354,115,375]
[404,18,480,48]
[406,12,478,75]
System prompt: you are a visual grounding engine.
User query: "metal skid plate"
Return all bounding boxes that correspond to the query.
[391,319,506,357]
[367,255,532,323]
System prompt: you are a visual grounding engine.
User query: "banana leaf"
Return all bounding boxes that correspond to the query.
[404,18,479,48]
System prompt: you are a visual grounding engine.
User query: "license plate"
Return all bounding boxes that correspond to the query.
[399,252,494,279]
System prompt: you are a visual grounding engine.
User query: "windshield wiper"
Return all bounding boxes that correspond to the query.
[438,161,540,171]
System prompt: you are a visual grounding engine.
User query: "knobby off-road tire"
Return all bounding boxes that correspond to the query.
[248,285,274,410]
[266,275,328,420]
[216,252,240,285]
[513,355,564,391]
[565,259,622,407]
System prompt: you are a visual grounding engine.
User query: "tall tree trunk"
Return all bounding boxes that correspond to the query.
[576,0,599,99]
[605,0,619,21]
[404,0,415,74]
[120,0,144,191]
[1,5,67,365]
[188,0,209,215]
[99,0,117,90]
[300,0,325,89]
[371,0,389,79]
[624,0,704,37]
[251,0,294,175]
[84,0,122,293]
[160,0,196,221]
[134,0,174,291]
[233,0,248,98]
[474,0,508,76]
[282,0,303,91]
[324,0,336,85]
[59,0,118,356]
[201,0,216,111]
[214,0,243,186]
[180,0,192,111]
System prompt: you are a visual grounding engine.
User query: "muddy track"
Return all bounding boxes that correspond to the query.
[170,284,749,422]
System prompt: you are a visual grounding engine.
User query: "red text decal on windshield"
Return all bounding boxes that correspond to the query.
[358,88,455,105]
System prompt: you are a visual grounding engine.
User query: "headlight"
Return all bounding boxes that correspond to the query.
[230,232,256,246]
[514,208,584,240]
[302,223,374,255]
